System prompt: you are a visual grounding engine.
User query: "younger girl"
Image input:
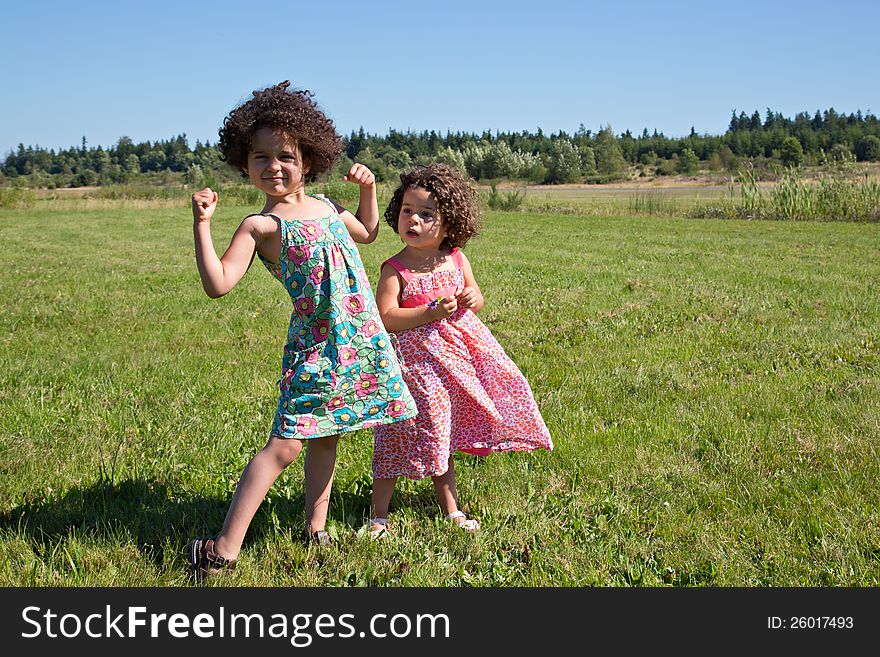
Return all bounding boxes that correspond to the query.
[187,81,416,579]
[369,164,552,536]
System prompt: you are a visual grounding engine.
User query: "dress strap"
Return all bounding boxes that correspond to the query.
[450,248,464,270]
[310,193,339,214]
[383,257,413,283]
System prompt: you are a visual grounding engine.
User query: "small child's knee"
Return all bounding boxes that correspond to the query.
[265,436,303,465]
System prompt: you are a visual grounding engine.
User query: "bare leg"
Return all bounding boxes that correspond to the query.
[432,455,459,518]
[303,434,339,534]
[432,455,479,531]
[213,437,303,559]
[371,477,398,520]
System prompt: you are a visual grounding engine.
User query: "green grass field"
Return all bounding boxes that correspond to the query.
[1,199,878,586]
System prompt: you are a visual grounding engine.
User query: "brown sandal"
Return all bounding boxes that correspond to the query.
[188,538,237,582]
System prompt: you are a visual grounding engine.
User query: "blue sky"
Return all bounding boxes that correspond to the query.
[2,0,878,157]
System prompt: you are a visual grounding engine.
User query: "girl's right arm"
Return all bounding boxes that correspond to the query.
[375,263,458,332]
[192,187,262,298]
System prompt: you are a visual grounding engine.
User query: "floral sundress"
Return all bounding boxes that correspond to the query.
[257,195,417,440]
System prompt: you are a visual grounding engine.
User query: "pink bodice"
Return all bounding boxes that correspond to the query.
[384,249,464,309]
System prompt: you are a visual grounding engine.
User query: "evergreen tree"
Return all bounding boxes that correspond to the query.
[593,126,627,178]
[780,137,804,167]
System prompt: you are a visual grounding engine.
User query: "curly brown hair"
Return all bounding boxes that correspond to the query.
[217,81,342,182]
[384,163,481,250]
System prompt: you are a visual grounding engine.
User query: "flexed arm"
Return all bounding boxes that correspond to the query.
[191,187,259,298]
[338,163,379,244]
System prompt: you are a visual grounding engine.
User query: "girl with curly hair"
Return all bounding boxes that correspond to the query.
[368,164,553,538]
[187,81,416,579]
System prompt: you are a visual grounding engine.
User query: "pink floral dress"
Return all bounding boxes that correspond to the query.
[372,249,553,479]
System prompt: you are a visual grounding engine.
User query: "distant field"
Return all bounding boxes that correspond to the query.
[521,182,734,200]
[0,202,878,586]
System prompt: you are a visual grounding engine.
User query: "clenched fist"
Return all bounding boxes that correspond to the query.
[192,188,218,223]
[343,163,376,188]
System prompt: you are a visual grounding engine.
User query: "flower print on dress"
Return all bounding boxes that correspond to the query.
[362,398,386,423]
[309,263,330,286]
[371,334,391,351]
[386,376,405,398]
[327,395,346,412]
[287,245,312,266]
[385,398,409,418]
[329,220,349,241]
[298,221,323,242]
[329,245,344,268]
[344,294,366,316]
[311,320,330,343]
[332,406,358,427]
[333,321,357,345]
[296,415,320,436]
[295,394,323,414]
[286,269,308,293]
[362,318,381,338]
[343,267,361,292]
[255,197,417,441]
[294,297,316,316]
[289,363,320,389]
[338,345,358,366]
[374,352,394,373]
[356,373,379,398]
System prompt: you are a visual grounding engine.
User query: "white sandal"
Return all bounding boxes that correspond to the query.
[446,510,480,533]
[369,517,389,540]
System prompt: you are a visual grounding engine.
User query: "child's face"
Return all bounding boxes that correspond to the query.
[246,127,310,196]
[398,187,446,249]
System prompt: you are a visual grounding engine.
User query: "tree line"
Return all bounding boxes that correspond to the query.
[3,108,879,189]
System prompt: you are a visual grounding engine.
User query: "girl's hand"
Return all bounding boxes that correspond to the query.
[429,296,458,319]
[343,163,376,188]
[192,188,218,223]
[456,286,480,309]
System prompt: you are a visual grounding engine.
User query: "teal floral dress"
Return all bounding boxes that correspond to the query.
[257,195,417,440]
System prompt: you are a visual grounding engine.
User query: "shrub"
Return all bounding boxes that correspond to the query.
[855,135,880,162]
[0,187,36,209]
[780,137,804,167]
[657,158,677,176]
[546,139,581,184]
[676,148,700,175]
[485,183,525,211]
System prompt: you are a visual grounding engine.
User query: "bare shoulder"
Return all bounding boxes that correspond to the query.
[377,260,403,286]
[240,212,280,237]
[376,261,403,302]
[378,259,400,279]
[316,194,347,215]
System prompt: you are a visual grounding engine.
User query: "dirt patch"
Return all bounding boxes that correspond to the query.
[34,187,99,197]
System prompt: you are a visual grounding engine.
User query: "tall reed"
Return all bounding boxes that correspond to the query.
[727,161,880,222]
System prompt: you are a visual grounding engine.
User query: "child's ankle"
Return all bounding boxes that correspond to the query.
[212,536,239,561]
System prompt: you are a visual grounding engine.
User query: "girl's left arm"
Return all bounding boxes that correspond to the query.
[337,162,379,244]
[456,251,485,313]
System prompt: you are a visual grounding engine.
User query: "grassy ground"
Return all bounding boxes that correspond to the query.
[0,200,878,586]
